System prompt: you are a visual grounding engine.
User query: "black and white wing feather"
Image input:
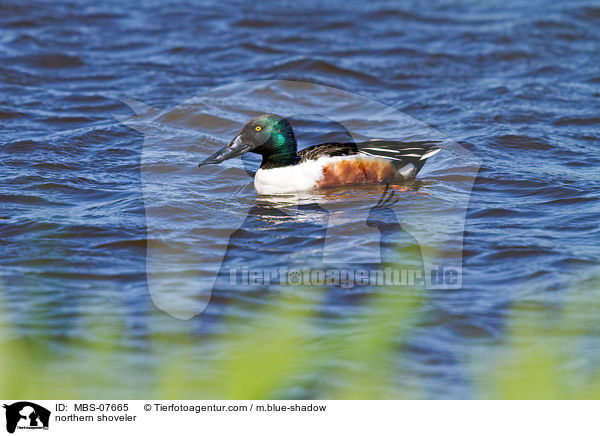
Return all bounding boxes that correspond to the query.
[297,139,442,180]
[297,142,359,162]
[358,140,443,169]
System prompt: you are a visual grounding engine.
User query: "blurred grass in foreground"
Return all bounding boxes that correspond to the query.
[1,266,599,399]
[0,272,422,399]
[472,271,600,399]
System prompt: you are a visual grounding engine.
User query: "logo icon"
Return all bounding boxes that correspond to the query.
[3,402,50,434]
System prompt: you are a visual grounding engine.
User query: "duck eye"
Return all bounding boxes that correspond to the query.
[255,126,262,132]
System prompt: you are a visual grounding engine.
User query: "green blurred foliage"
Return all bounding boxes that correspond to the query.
[1,267,598,399]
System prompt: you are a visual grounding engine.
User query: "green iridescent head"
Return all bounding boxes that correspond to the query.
[198,113,298,169]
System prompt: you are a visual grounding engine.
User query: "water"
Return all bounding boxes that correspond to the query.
[1,0,599,398]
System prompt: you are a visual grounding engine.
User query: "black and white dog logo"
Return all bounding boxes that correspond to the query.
[3,402,50,433]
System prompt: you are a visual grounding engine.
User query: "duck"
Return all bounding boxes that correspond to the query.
[198,114,442,195]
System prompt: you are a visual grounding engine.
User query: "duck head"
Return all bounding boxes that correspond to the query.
[198,114,298,169]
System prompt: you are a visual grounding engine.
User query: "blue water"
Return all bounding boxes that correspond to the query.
[1,0,599,398]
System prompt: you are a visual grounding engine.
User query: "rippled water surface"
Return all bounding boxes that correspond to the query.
[1,0,599,398]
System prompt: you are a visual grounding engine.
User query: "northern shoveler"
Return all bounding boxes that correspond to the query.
[198,113,442,194]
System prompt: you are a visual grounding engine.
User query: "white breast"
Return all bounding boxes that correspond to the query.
[253,155,355,195]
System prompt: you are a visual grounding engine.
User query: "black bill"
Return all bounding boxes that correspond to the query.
[198,135,253,166]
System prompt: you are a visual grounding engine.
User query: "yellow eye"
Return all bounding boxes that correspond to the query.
[255,126,262,132]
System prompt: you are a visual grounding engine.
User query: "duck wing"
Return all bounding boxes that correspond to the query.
[357,140,443,172]
[297,142,359,162]
[298,140,442,168]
